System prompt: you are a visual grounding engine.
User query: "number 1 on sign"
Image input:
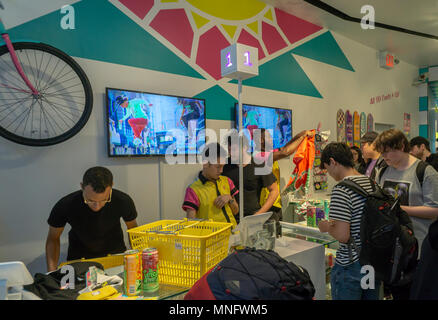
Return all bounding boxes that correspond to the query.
[226,52,232,67]
[244,51,252,66]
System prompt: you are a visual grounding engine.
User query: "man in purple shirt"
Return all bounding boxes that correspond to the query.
[360,131,387,180]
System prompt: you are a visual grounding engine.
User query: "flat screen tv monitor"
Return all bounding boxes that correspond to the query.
[235,103,292,151]
[106,88,206,156]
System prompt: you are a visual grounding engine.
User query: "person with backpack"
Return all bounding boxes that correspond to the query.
[360,131,387,180]
[317,142,381,300]
[409,136,438,172]
[375,129,438,299]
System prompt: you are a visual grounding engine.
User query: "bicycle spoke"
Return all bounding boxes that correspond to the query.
[33,49,42,90]
[38,99,59,137]
[43,98,81,118]
[40,68,76,92]
[14,98,37,135]
[23,49,38,88]
[43,93,85,100]
[40,62,68,93]
[30,100,34,138]
[0,56,29,92]
[44,82,84,95]
[0,96,32,112]
[3,100,33,130]
[41,96,78,124]
[43,90,84,95]
[35,50,46,91]
[41,96,84,113]
[45,83,85,96]
[22,98,36,137]
[37,51,53,91]
[0,84,32,94]
[43,56,61,92]
[0,95,30,102]
[41,99,77,131]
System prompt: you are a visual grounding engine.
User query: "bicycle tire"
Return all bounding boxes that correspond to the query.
[0,42,93,146]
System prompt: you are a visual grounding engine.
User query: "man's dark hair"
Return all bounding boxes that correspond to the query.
[320,142,354,170]
[202,142,227,163]
[82,167,113,193]
[226,134,250,151]
[410,136,430,152]
[360,131,379,144]
[375,129,410,153]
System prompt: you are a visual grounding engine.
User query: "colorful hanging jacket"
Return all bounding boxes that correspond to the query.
[284,130,316,194]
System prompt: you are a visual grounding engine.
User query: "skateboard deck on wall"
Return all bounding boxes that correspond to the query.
[313,122,328,191]
[367,113,374,132]
[360,112,367,140]
[336,109,346,143]
[345,110,353,147]
[353,111,360,147]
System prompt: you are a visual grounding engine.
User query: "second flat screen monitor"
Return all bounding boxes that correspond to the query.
[235,103,292,151]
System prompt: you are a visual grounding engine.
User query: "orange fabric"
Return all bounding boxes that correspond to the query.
[286,130,315,192]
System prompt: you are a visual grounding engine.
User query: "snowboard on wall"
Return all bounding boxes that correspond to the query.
[353,111,360,147]
[345,110,353,147]
[336,109,346,143]
[367,113,374,132]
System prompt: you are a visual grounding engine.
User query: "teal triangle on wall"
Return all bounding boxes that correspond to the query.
[231,51,322,98]
[6,0,204,79]
[291,31,355,72]
[193,85,237,121]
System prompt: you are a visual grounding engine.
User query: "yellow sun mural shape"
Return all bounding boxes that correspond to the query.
[114,0,322,80]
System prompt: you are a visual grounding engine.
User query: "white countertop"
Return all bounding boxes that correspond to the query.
[274,236,322,259]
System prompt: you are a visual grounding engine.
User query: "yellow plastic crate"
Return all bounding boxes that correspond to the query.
[127,219,232,287]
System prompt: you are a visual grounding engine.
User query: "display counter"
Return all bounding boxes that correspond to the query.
[274,234,326,300]
[279,221,339,300]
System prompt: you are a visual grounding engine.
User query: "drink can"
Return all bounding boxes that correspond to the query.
[315,208,325,225]
[323,200,330,219]
[306,206,316,227]
[124,249,141,296]
[142,248,159,292]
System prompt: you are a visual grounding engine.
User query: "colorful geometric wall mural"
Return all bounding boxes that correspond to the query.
[6,0,355,120]
[115,0,324,80]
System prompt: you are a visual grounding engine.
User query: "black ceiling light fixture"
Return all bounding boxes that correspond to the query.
[303,0,438,41]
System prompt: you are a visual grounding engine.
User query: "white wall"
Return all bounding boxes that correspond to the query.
[0,28,419,275]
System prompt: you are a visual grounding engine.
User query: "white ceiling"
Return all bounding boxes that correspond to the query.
[263,0,438,67]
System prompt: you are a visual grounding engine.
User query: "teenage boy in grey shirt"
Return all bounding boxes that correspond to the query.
[375,129,438,251]
[375,129,438,300]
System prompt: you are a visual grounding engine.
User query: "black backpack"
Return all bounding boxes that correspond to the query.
[185,248,315,300]
[337,178,418,286]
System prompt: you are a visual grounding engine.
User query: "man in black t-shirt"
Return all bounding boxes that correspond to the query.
[410,136,438,172]
[222,135,278,218]
[45,167,138,272]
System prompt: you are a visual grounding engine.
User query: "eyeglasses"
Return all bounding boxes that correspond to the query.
[83,189,112,205]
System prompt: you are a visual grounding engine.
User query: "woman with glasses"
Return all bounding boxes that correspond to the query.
[45,167,138,272]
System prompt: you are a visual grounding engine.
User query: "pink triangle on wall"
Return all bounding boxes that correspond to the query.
[237,29,265,60]
[275,8,322,44]
[150,9,194,58]
[262,22,287,55]
[118,0,154,19]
